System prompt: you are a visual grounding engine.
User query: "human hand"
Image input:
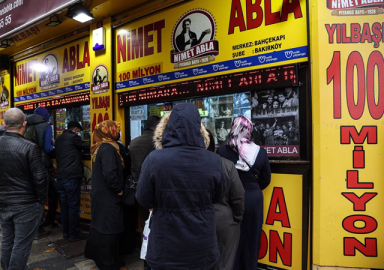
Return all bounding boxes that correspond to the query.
[118,191,123,196]
[203,29,211,35]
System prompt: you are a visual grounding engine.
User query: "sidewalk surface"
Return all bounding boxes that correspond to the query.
[0,225,144,270]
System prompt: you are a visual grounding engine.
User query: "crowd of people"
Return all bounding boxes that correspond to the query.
[251,87,299,111]
[0,103,271,270]
[252,119,299,146]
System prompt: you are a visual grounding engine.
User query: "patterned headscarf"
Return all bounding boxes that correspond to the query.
[91,120,124,168]
[227,116,260,171]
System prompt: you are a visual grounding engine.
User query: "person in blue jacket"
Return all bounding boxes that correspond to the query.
[26,106,57,239]
[216,116,271,270]
[136,103,225,270]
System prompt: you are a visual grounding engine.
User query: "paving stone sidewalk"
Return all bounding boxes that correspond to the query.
[0,226,143,270]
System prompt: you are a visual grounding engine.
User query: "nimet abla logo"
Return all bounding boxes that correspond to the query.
[171,9,219,69]
[39,54,60,90]
[327,0,384,16]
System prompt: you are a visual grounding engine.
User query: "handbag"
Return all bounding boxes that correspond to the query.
[140,211,152,260]
[122,175,137,206]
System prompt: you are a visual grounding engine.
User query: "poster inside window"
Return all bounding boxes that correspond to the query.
[251,87,300,157]
[128,88,300,157]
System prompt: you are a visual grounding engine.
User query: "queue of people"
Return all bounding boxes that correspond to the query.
[0,104,271,270]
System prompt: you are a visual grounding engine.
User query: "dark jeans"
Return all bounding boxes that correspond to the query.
[0,202,44,270]
[56,178,81,237]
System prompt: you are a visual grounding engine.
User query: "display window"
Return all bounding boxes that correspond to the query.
[129,88,300,157]
[54,105,91,141]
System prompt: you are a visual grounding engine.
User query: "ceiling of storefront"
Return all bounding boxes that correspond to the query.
[0,0,149,58]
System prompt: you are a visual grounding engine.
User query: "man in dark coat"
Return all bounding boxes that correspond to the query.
[136,103,225,270]
[129,115,160,270]
[55,121,89,241]
[26,106,57,238]
[0,108,48,270]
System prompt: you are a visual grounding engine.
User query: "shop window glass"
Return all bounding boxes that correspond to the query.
[128,88,300,157]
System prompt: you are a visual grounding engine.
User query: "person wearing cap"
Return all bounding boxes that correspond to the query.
[55,121,90,241]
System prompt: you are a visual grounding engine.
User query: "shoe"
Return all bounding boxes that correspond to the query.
[35,226,52,240]
[69,232,88,242]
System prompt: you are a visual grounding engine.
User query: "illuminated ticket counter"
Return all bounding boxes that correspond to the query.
[13,36,93,219]
[118,64,311,270]
[113,0,310,268]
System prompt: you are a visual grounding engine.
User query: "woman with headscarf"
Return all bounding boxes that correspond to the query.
[136,103,225,270]
[84,120,125,270]
[216,116,271,270]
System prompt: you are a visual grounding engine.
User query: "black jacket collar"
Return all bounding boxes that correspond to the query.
[4,131,23,138]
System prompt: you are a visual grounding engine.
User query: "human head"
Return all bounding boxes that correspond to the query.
[96,68,100,75]
[201,117,209,128]
[158,103,206,149]
[273,101,279,108]
[267,96,273,104]
[145,116,161,131]
[282,124,287,130]
[266,123,270,129]
[3,108,26,131]
[44,58,49,64]
[34,106,50,122]
[153,109,209,150]
[227,116,253,146]
[288,121,293,127]
[260,123,265,129]
[278,93,286,103]
[93,120,121,144]
[68,121,82,133]
[182,18,191,31]
[221,121,225,128]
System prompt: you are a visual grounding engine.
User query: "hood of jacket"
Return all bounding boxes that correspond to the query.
[155,103,210,149]
[26,113,46,125]
[34,107,50,122]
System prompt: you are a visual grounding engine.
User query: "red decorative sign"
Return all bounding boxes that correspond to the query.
[0,0,77,39]
[326,0,384,10]
[171,40,219,63]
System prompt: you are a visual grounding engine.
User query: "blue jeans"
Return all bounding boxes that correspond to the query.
[0,202,44,270]
[56,178,81,237]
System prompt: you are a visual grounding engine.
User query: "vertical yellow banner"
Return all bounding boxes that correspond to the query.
[90,18,114,140]
[259,174,303,270]
[310,0,384,268]
[0,71,11,124]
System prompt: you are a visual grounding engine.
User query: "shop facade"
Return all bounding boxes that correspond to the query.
[0,0,382,269]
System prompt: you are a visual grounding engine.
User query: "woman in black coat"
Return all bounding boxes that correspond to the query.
[84,120,125,270]
[136,103,225,270]
[216,116,271,270]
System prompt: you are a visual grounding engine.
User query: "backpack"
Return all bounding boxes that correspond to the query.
[24,124,37,143]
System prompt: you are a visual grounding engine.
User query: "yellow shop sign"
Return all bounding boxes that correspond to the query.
[115,0,308,92]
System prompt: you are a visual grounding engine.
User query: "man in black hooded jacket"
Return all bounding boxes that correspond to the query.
[136,103,225,270]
